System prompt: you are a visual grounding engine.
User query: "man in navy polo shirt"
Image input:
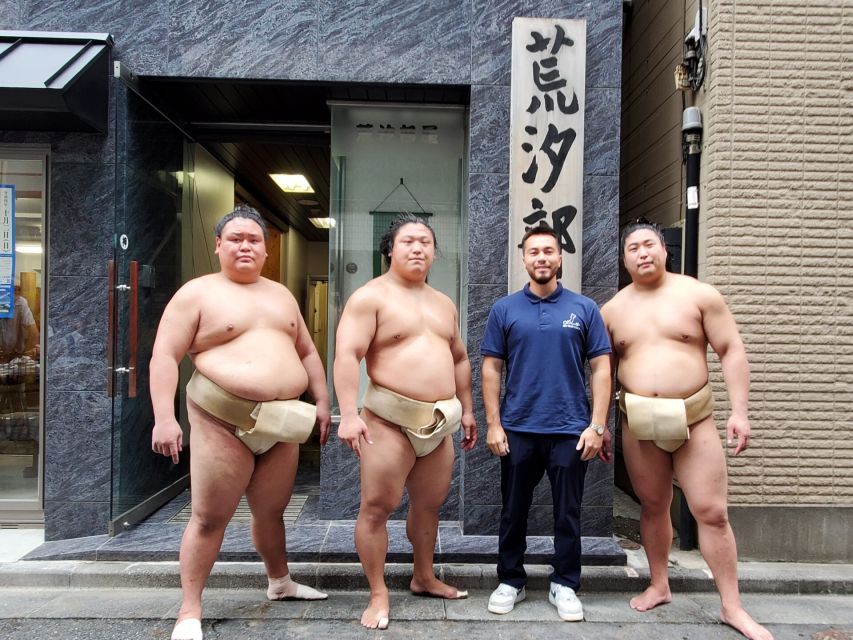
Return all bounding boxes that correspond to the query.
[481,223,612,622]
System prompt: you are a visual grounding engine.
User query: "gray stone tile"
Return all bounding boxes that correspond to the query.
[582,506,613,538]
[43,500,110,541]
[465,284,506,355]
[44,391,111,502]
[167,0,318,79]
[0,130,112,165]
[317,0,471,84]
[469,85,510,174]
[584,88,620,176]
[582,286,616,308]
[471,0,622,88]
[583,458,615,506]
[96,523,184,561]
[582,175,619,287]
[319,435,361,520]
[48,163,114,277]
[21,0,169,74]
[439,525,498,561]
[20,535,108,561]
[320,523,358,562]
[461,442,502,506]
[0,1,22,28]
[45,278,108,391]
[468,173,510,285]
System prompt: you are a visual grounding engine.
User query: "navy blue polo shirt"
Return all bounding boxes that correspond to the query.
[480,283,611,435]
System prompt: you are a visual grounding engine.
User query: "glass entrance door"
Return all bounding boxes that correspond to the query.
[109,70,189,533]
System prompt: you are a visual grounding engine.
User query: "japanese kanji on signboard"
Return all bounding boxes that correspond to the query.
[509,17,586,293]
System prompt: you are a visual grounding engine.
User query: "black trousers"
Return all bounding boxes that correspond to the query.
[497,430,587,590]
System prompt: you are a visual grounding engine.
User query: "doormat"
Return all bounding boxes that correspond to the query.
[169,494,308,525]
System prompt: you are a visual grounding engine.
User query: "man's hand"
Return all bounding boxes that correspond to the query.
[599,427,613,463]
[460,411,477,451]
[486,423,510,456]
[338,414,372,458]
[152,417,183,464]
[727,412,751,456]
[576,427,603,461]
[316,400,332,446]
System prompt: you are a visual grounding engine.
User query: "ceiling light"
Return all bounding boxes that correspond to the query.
[270,174,314,194]
[309,217,335,229]
[15,243,42,254]
[297,198,319,206]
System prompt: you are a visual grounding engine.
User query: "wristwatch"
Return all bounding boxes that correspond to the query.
[588,423,606,436]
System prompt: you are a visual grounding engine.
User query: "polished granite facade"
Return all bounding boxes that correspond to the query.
[0,0,622,541]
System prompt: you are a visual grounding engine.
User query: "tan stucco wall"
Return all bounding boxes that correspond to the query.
[621,0,853,559]
[703,0,853,513]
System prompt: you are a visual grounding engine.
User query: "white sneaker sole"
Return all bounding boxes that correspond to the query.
[488,590,526,614]
[549,592,583,621]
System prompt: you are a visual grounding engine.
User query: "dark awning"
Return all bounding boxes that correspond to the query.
[0,31,113,133]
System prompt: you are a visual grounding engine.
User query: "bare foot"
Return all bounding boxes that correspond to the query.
[361,591,391,630]
[410,575,468,599]
[721,605,774,640]
[629,584,672,611]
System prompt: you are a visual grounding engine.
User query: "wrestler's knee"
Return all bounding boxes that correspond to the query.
[359,496,397,525]
[189,506,231,534]
[638,493,672,517]
[690,502,729,529]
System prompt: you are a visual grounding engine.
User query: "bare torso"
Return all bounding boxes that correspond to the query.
[188,274,308,401]
[363,277,458,402]
[604,274,710,398]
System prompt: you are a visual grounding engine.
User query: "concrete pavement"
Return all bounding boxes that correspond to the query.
[0,586,851,639]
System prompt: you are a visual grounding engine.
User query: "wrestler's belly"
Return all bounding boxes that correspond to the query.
[617,348,709,398]
[366,338,457,402]
[192,331,308,401]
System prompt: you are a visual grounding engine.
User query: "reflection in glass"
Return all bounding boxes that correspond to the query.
[327,104,466,412]
[0,152,45,508]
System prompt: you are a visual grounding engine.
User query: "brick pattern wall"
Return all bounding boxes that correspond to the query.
[704,0,853,505]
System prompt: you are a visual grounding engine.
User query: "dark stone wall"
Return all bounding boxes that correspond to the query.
[1,0,622,538]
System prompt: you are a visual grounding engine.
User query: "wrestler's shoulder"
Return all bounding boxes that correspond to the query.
[172,273,220,300]
[346,278,387,309]
[670,274,723,301]
[425,284,456,311]
[601,286,632,316]
[257,276,298,298]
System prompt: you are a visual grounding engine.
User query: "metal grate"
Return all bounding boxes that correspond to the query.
[169,494,307,525]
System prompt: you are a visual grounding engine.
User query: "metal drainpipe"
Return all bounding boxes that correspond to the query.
[679,106,703,550]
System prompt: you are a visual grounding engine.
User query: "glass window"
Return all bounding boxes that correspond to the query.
[0,148,46,515]
[327,103,467,410]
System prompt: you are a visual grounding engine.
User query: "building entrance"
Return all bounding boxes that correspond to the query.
[110,73,468,530]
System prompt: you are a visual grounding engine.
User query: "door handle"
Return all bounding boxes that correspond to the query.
[106,260,138,398]
[128,260,138,398]
[107,260,115,397]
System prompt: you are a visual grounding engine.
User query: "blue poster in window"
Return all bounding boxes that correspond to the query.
[0,184,15,318]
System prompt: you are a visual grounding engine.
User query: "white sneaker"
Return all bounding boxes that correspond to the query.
[549,582,583,621]
[488,583,526,614]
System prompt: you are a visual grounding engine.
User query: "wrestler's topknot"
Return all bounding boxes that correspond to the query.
[619,216,665,255]
[214,203,269,241]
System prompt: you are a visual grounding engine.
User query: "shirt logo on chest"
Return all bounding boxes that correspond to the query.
[562,313,581,330]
